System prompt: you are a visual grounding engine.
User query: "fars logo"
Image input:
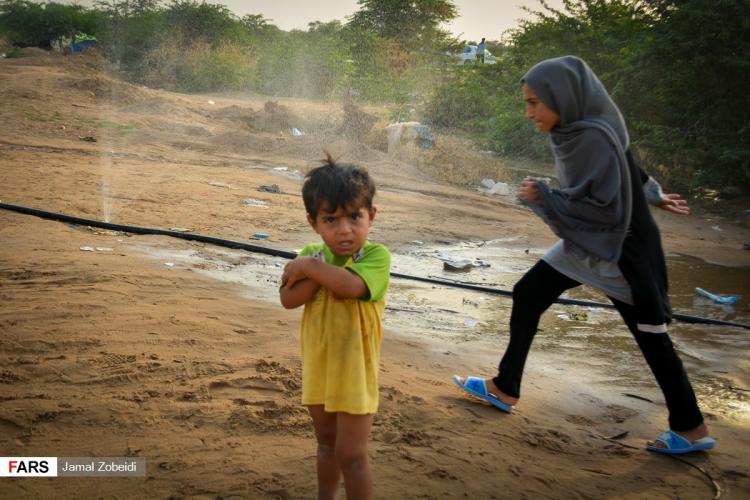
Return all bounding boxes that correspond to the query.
[0,457,57,477]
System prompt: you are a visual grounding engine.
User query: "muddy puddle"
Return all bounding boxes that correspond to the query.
[128,237,750,422]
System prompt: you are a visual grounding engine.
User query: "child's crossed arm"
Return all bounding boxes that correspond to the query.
[279,256,368,309]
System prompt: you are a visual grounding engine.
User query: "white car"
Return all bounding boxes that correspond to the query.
[455,45,497,65]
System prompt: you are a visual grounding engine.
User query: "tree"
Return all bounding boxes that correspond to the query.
[632,0,750,190]
[0,0,99,48]
[347,0,457,46]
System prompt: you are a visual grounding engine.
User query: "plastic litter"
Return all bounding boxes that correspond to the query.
[489,182,510,195]
[291,127,304,137]
[207,99,215,105]
[695,287,737,304]
[384,122,435,150]
[444,261,472,272]
[258,184,281,193]
[169,227,192,232]
[464,319,479,327]
[557,311,588,321]
[479,178,510,196]
[242,198,269,208]
[79,246,95,252]
[435,252,491,270]
[480,178,496,189]
[251,232,269,239]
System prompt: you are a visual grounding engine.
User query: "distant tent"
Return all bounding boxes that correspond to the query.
[72,33,97,54]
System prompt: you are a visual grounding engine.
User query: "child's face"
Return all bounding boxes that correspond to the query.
[523,83,560,133]
[307,202,377,257]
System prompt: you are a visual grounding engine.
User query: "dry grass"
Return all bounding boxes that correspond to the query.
[415,134,511,187]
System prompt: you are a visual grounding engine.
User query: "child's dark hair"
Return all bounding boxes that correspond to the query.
[302,152,376,217]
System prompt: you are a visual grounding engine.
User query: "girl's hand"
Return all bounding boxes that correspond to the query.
[519,177,541,204]
[658,193,690,216]
[281,258,310,289]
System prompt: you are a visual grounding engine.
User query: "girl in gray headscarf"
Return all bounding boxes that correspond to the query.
[454,56,714,454]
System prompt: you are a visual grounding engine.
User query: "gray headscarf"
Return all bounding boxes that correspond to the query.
[521,56,632,262]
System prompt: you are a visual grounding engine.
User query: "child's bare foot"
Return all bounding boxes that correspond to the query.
[647,423,710,449]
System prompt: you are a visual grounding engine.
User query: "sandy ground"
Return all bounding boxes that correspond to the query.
[1,49,749,499]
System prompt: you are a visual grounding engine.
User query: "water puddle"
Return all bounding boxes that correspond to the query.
[127,237,750,422]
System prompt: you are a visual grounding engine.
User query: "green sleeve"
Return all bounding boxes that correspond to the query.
[297,243,323,258]
[347,244,391,302]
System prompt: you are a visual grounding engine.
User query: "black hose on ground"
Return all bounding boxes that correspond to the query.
[2,201,748,330]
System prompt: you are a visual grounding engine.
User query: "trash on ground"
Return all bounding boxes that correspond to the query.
[711,225,722,232]
[169,227,192,232]
[164,262,175,267]
[273,166,302,179]
[242,198,269,208]
[384,122,435,150]
[251,232,269,239]
[695,287,737,304]
[411,240,424,246]
[258,184,282,193]
[207,99,215,105]
[480,178,495,189]
[95,247,114,252]
[80,246,95,252]
[435,252,491,271]
[444,261,472,272]
[557,311,588,321]
[88,227,123,236]
[209,181,231,189]
[464,319,479,327]
[478,178,510,196]
[79,136,97,142]
[291,127,305,137]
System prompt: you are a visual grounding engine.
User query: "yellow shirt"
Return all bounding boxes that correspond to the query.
[298,242,391,414]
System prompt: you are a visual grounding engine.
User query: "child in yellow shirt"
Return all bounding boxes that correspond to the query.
[280,153,390,499]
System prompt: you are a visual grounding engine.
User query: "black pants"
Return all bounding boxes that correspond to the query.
[492,260,704,431]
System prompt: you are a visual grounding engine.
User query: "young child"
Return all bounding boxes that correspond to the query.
[280,153,390,499]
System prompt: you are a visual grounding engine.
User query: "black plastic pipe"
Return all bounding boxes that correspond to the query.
[2,201,748,330]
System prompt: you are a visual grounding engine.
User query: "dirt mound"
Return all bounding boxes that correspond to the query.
[245,100,298,134]
[64,75,146,104]
[210,104,255,120]
[4,47,63,66]
[339,102,378,140]
[121,95,201,117]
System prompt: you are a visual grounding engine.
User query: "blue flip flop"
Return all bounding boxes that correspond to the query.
[646,430,716,455]
[452,375,513,413]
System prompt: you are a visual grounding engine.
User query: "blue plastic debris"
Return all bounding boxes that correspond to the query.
[252,232,269,239]
[695,287,738,304]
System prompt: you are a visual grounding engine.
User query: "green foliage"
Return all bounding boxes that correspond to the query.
[0,0,99,47]
[5,0,743,193]
[348,0,456,46]
[629,0,750,191]
[253,21,352,100]
[423,0,750,192]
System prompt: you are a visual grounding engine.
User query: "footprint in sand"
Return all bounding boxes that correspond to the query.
[208,376,286,400]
